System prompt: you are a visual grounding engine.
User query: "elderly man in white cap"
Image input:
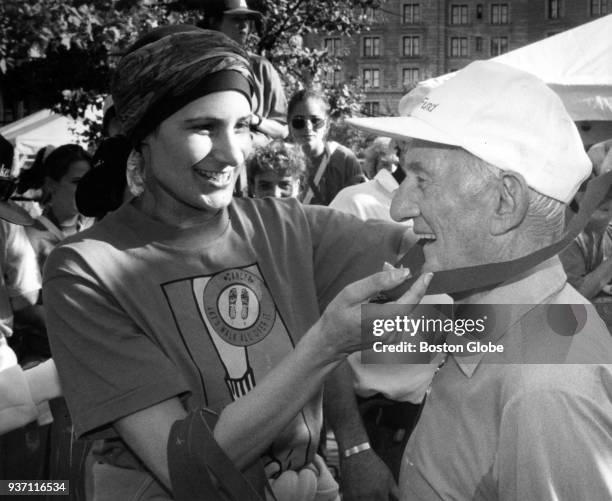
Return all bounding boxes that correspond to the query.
[348,60,612,500]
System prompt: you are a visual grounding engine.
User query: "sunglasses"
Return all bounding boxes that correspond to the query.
[291,116,326,130]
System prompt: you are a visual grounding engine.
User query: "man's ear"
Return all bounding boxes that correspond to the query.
[490,170,529,235]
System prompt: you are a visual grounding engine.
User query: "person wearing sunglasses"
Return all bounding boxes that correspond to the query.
[288,89,365,205]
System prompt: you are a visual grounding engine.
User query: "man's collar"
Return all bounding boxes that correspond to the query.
[374,169,399,194]
[452,256,568,377]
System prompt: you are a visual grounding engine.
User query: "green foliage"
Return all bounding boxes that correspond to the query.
[0,0,377,144]
[0,0,199,145]
[251,0,378,119]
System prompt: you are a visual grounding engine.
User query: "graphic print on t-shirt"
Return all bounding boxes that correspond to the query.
[162,263,316,476]
[162,263,294,404]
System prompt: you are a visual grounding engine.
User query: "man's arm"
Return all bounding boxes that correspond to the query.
[324,362,399,501]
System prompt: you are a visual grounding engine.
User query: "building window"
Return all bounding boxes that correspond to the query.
[490,36,508,55]
[476,3,483,19]
[364,7,377,20]
[363,37,381,57]
[363,68,381,88]
[491,3,509,24]
[363,102,381,116]
[450,37,468,57]
[324,69,342,85]
[402,36,421,56]
[402,3,421,23]
[323,37,341,56]
[590,0,609,15]
[475,36,483,52]
[450,4,469,25]
[402,68,420,86]
[547,0,561,19]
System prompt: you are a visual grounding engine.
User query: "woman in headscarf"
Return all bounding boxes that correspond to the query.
[42,27,429,501]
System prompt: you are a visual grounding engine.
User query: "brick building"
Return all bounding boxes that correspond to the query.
[311,0,610,115]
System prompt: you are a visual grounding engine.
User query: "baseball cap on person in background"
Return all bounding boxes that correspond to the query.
[347,60,592,204]
[222,0,261,18]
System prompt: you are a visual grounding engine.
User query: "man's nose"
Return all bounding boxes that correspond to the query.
[390,188,420,222]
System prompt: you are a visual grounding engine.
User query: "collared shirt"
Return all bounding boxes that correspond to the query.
[400,257,612,500]
[330,169,404,223]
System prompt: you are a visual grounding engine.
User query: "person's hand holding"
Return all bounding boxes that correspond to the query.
[310,267,433,362]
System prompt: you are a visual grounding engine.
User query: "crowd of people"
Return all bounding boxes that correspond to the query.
[1,0,611,500]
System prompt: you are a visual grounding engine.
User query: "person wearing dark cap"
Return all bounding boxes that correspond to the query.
[199,0,288,146]
[42,28,428,501]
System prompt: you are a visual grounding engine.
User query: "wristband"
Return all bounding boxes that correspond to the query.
[342,442,371,458]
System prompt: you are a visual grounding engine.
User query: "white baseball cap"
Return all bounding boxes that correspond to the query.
[347,61,592,203]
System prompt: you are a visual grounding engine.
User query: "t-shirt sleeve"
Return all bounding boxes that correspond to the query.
[43,247,190,439]
[304,205,409,309]
[494,385,612,500]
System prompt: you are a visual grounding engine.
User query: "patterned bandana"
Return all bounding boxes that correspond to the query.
[111,29,255,145]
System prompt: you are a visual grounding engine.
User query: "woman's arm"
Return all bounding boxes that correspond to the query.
[114,268,431,490]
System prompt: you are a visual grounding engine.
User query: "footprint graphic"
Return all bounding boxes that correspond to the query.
[229,287,237,319]
[241,288,249,320]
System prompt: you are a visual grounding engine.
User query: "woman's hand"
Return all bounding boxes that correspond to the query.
[309,267,433,361]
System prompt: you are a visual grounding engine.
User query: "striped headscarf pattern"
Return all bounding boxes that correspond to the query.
[111,28,255,144]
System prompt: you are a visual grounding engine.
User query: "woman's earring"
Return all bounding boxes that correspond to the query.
[126,149,145,197]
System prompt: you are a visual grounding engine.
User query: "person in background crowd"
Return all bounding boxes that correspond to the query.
[330,137,402,221]
[199,0,288,145]
[349,60,612,500]
[560,137,612,328]
[247,140,305,199]
[18,144,94,272]
[0,134,58,479]
[328,135,445,486]
[43,28,428,501]
[288,89,364,205]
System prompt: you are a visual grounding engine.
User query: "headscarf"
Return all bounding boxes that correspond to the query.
[111,27,255,145]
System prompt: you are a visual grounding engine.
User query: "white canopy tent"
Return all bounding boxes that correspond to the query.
[493,13,612,122]
[412,14,612,143]
[0,109,86,173]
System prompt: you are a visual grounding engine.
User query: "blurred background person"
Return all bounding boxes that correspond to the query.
[288,89,364,205]
[561,138,612,329]
[18,144,94,271]
[330,136,402,221]
[248,140,305,199]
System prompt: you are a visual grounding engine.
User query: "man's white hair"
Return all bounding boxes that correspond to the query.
[464,155,566,242]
